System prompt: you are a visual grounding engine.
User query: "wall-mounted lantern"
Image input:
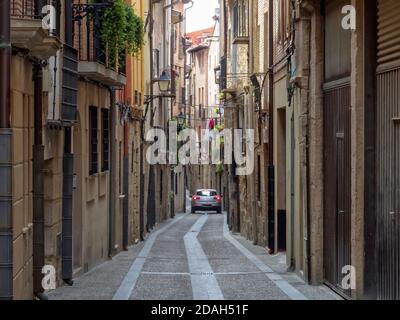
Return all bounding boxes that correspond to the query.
[157,71,171,93]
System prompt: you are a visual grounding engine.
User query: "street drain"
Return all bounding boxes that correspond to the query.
[191,272,214,276]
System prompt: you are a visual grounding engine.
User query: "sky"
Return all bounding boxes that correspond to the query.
[185,0,219,33]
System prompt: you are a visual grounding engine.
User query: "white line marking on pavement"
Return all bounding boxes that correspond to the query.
[141,272,191,276]
[223,214,308,300]
[141,271,270,276]
[184,214,224,300]
[113,214,187,300]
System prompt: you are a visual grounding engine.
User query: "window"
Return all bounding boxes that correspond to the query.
[119,141,122,193]
[181,87,186,106]
[65,0,73,46]
[196,190,217,196]
[153,49,160,79]
[131,141,135,173]
[233,0,249,44]
[257,155,261,201]
[198,88,201,106]
[160,170,163,204]
[278,0,292,44]
[89,106,98,175]
[175,174,178,195]
[173,26,177,52]
[101,108,109,172]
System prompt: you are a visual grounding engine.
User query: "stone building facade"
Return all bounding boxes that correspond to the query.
[0,0,148,300]
[219,0,400,300]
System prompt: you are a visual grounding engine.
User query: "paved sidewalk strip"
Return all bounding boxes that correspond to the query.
[184,214,224,300]
[113,214,188,300]
[223,214,308,300]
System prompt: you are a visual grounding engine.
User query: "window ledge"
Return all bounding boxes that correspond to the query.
[233,36,249,45]
[78,61,127,87]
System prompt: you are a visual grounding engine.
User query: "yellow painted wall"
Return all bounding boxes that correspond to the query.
[10,55,34,300]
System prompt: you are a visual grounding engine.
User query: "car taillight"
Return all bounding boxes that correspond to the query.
[214,196,221,201]
[192,196,200,200]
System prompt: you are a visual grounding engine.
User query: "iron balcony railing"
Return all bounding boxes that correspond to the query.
[73,5,126,75]
[11,0,61,36]
[11,0,36,18]
[11,0,56,19]
[74,11,107,66]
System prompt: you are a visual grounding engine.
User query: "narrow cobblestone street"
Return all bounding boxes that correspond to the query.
[48,206,340,300]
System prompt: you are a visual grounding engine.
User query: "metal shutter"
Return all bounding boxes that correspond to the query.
[377,0,400,69]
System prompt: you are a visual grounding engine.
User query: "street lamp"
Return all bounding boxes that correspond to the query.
[158,71,171,93]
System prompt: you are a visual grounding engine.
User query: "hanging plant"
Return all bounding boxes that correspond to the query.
[214,124,224,132]
[218,92,226,101]
[216,161,224,174]
[93,0,144,68]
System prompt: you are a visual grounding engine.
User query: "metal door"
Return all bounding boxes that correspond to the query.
[323,0,352,298]
[323,84,352,298]
[376,0,400,300]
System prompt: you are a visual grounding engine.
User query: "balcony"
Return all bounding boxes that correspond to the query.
[11,0,61,59]
[232,0,249,44]
[74,8,126,87]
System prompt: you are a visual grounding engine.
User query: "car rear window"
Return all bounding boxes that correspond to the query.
[196,190,217,196]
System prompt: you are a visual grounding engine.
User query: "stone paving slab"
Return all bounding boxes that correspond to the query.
[48,212,341,301]
[198,216,260,274]
[48,242,145,300]
[141,215,197,274]
[48,214,187,300]
[216,274,289,300]
[130,274,193,300]
[230,226,342,300]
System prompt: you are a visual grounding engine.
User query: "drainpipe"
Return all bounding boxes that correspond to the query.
[248,0,258,245]
[222,0,229,226]
[303,11,312,285]
[267,0,275,254]
[32,62,47,299]
[139,118,145,240]
[0,0,12,300]
[287,0,297,273]
[139,0,155,239]
[122,115,129,250]
[183,1,194,214]
[147,0,156,232]
[170,3,175,219]
[109,88,117,256]
[292,1,312,283]
[62,126,74,286]
[61,0,74,286]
